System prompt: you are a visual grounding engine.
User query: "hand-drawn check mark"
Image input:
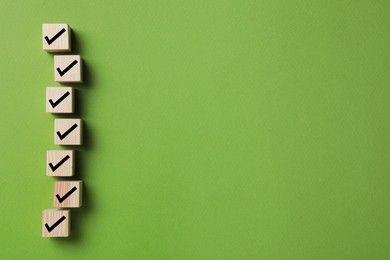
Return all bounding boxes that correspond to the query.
[57,123,78,140]
[49,155,70,172]
[56,186,77,203]
[49,91,70,108]
[45,28,66,45]
[57,60,78,76]
[45,216,66,232]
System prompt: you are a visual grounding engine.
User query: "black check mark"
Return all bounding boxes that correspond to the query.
[57,60,78,76]
[56,186,78,203]
[57,123,78,140]
[45,28,66,45]
[49,91,70,108]
[45,216,66,232]
[49,155,70,172]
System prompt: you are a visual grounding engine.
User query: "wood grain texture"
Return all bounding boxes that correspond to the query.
[42,24,71,52]
[46,150,74,177]
[42,209,70,237]
[54,118,82,145]
[54,55,82,83]
[53,181,82,208]
[46,87,74,113]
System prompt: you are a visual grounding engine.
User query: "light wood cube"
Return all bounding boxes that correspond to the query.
[42,24,71,52]
[54,55,82,83]
[42,209,70,237]
[46,87,74,113]
[54,119,82,145]
[47,150,74,177]
[54,181,82,208]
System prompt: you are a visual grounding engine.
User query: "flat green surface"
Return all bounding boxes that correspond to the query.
[1,0,390,259]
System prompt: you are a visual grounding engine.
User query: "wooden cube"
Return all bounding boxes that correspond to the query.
[46,87,74,113]
[47,150,74,177]
[54,181,82,208]
[54,55,82,83]
[42,24,71,52]
[54,119,82,145]
[42,209,70,237]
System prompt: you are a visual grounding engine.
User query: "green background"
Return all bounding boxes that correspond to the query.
[1,0,389,259]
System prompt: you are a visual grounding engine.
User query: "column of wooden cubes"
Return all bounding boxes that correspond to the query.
[42,24,84,237]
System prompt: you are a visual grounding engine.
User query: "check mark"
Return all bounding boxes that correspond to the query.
[45,28,66,45]
[49,91,70,108]
[45,216,66,232]
[57,60,78,76]
[57,123,78,140]
[49,155,70,172]
[56,186,77,203]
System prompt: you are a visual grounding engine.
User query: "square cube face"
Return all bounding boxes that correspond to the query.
[47,150,74,177]
[46,87,74,113]
[42,209,70,237]
[54,181,82,208]
[42,24,70,52]
[54,119,82,145]
[54,55,82,83]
